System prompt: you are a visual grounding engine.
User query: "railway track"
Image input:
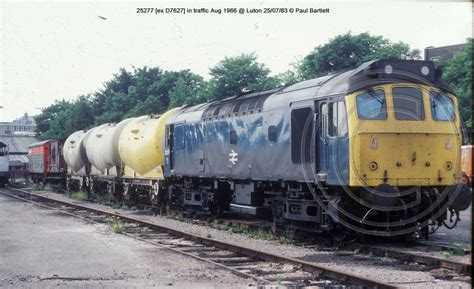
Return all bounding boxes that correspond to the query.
[142,205,472,275]
[1,186,398,288]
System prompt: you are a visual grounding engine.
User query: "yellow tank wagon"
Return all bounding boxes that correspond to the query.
[118,108,178,204]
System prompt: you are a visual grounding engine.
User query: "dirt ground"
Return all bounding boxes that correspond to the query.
[0,194,252,288]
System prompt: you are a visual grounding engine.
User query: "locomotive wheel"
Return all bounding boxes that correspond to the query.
[208,199,222,217]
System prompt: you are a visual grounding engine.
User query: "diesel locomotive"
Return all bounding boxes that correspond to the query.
[31,59,472,238]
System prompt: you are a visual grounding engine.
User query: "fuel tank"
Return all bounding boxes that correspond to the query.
[63,130,90,173]
[118,109,177,177]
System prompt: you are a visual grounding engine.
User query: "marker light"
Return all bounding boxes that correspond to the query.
[421,66,430,76]
[384,65,393,74]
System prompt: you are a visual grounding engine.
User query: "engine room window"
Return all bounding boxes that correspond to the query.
[356,90,387,120]
[229,130,237,145]
[430,91,455,121]
[392,87,424,121]
[328,101,348,137]
[268,125,277,142]
[291,107,313,163]
[174,125,185,149]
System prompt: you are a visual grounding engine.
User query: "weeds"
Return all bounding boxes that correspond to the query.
[187,229,202,237]
[442,251,451,259]
[70,191,88,201]
[107,216,125,234]
[11,179,31,187]
[276,276,283,285]
[44,184,62,193]
[31,183,45,191]
[453,243,466,256]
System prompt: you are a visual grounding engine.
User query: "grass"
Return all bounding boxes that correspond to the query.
[453,243,466,256]
[187,229,202,237]
[44,184,63,193]
[31,183,45,191]
[107,216,125,234]
[442,251,451,259]
[10,179,31,187]
[276,276,283,285]
[221,225,295,245]
[69,191,88,201]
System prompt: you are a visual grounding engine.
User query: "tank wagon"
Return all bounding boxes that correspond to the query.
[52,59,471,239]
[0,142,10,186]
[28,139,66,184]
[118,110,177,204]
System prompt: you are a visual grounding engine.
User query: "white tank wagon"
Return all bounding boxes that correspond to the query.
[63,130,90,191]
[81,118,135,195]
[84,118,135,175]
[83,124,109,175]
[63,130,89,174]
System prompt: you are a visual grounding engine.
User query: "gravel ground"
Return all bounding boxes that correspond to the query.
[0,193,251,289]
[432,204,472,247]
[33,190,471,288]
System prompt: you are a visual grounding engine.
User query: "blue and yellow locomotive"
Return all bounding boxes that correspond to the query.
[163,59,471,238]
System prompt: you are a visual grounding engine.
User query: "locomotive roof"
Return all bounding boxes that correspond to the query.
[168,59,454,123]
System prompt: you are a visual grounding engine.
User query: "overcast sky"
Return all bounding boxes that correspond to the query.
[0,1,472,122]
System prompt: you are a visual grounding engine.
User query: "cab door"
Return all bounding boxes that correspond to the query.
[164,125,174,175]
[316,101,329,175]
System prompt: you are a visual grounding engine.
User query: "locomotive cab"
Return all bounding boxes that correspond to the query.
[333,60,472,237]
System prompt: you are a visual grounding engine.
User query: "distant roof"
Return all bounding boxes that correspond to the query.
[29,140,50,148]
[0,135,39,154]
[9,154,28,165]
[12,113,36,125]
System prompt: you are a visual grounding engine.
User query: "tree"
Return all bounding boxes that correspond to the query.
[443,39,473,130]
[207,53,280,100]
[298,32,421,79]
[36,96,94,140]
[34,100,70,136]
[169,74,205,108]
[64,96,95,135]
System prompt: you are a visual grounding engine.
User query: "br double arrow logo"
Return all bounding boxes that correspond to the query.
[229,149,238,165]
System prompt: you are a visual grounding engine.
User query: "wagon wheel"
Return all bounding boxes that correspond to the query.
[123,184,131,201]
[149,183,160,207]
[123,183,138,205]
[106,182,114,200]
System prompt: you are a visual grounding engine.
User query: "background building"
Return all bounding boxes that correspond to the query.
[424,44,466,61]
[0,113,37,136]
